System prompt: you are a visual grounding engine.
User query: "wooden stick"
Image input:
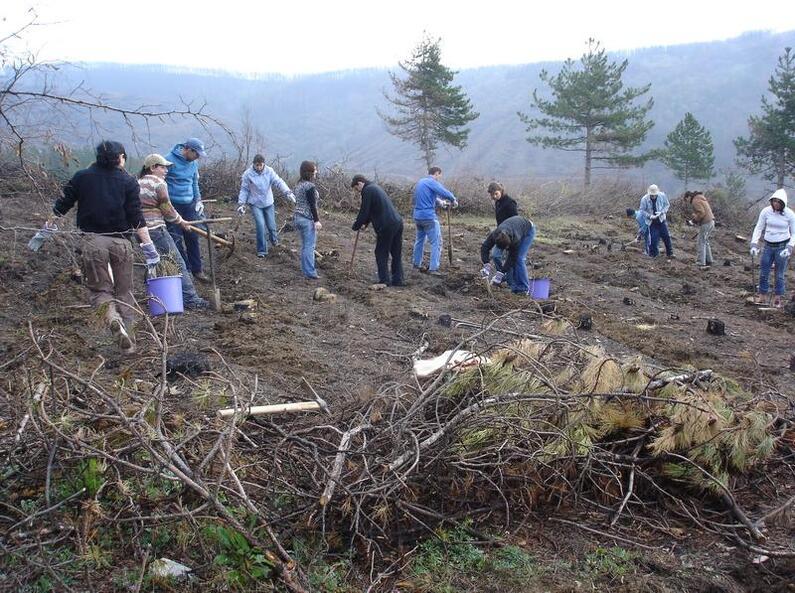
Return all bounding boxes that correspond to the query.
[446,208,453,265]
[349,230,360,273]
[217,401,321,418]
[185,224,234,247]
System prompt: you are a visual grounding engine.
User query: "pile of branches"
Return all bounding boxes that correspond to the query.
[1,310,793,591]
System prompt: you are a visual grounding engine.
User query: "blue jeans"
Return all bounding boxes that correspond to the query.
[648,221,673,257]
[639,228,650,255]
[759,243,790,296]
[150,226,202,304]
[505,226,536,294]
[251,204,278,255]
[491,246,505,271]
[413,218,442,271]
[293,215,318,278]
[168,201,203,274]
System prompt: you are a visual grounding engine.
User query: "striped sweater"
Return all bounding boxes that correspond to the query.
[138,175,183,229]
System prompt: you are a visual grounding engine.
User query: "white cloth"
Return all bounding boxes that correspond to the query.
[413,350,485,378]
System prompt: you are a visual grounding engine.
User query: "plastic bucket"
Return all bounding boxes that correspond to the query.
[529,278,551,299]
[146,276,184,316]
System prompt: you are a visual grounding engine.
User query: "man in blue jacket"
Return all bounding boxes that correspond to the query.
[412,167,457,276]
[165,138,208,281]
[638,184,675,258]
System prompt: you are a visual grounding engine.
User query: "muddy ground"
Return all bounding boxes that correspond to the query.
[1,191,794,592]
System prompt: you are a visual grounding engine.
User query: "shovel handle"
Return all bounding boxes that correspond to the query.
[186,224,233,247]
[349,230,360,272]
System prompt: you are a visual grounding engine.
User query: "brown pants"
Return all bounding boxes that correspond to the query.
[81,235,137,329]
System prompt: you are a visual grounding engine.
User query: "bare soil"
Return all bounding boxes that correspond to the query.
[1,192,794,592]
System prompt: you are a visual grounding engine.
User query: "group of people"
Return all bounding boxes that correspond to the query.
[35,138,795,354]
[627,183,795,308]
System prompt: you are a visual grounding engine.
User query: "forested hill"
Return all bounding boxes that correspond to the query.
[70,30,794,184]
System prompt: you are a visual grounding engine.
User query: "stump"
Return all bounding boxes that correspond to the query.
[706,319,725,336]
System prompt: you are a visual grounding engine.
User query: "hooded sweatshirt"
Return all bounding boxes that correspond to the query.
[238,165,295,208]
[751,189,795,248]
[164,144,201,205]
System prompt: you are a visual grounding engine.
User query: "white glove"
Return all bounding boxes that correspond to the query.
[780,247,792,258]
[314,221,322,231]
[480,263,492,279]
[435,198,448,210]
[140,242,161,266]
[237,205,246,216]
[27,222,57,252]
[451,200,459,209]
[686,220,694,226]
[490,271,505,285]
[750,244,759,257]
[194,200,205,216]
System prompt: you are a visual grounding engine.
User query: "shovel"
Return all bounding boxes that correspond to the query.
[349,230,360,274]
[446,208,453,266]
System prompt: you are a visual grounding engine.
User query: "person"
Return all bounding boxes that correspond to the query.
[626,208,649,255]
[138,154,208,309]
[488,181,519,274]
[351,174,405,287]
[164,138,208,281]
[293,161,322,279]
[411,166,457,276]
[236,154,296,257]
[479,215,536,295]
[685,190,715,267]
[750,189,795,308]
[49,140,160,354]
[639,184,674,258]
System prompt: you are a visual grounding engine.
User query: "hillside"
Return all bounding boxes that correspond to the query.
[43,30,795,187]
[1,173,794,591]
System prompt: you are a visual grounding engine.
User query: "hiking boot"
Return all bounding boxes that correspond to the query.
[257,252,267,258]
[185,298,210,310]
[666,254,677,260]
[428,270,444,277]
[193,271,211,283]
[110,319,135,354]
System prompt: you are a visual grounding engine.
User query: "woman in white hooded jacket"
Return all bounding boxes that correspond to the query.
[750,189,795,307]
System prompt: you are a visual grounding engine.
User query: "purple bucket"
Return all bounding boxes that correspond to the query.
[529,278,551,299]
[146,276,184,316]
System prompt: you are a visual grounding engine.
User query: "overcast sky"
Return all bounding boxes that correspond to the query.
[5,0,795,75]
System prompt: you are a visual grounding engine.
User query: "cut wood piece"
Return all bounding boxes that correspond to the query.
[217,401,321,418]
[734,234,748,242]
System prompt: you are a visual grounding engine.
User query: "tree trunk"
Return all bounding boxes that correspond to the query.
[777,150,786,189]
[584,129,592,187]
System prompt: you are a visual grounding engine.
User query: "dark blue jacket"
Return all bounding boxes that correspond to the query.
[352,182,402,234]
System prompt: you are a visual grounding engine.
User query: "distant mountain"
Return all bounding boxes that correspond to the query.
[56,30,795,188]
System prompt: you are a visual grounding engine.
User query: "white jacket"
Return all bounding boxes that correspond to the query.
[751,189,795,247]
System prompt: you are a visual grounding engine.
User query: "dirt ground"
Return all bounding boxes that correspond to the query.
[1,191,794,592]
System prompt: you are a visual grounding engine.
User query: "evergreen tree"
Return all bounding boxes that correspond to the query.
[379,35,479,168]
[518,39,654,187]
[735,47,795,188]
[662,112,715,187]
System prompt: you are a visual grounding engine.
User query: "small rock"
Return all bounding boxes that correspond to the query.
[578,314,593,331]
[409,307,428,319]
[233,299,257,311]
[369,283,387,291]
[149,558,192,581]
[623,297,635,306]
[438,314,452,327]
[313,287,337,302]
[723,259,732,267]
[706,319,725,336]
[239,312,258,324]
[682,283,697,295]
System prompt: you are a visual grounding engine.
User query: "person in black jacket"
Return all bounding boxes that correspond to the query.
[480,215,535,294]
[49,140,160,354]
[351,175,405,286]
[487,181,519,277]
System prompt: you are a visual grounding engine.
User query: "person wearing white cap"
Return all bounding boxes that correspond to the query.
[638,184,675,259]
[750,188,795,308]
[138,154,208,310]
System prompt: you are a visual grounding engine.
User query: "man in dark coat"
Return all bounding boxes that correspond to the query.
[351,175,405,286]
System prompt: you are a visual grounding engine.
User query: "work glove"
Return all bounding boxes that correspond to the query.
[780,247,792,258]
[236,205,246,216]
[27,221,56,252]
[686,220,694,226]
[490,271,505,286]
[140,242,161,266]
[750,244,760,257]
[480,263,492,279]
[451,200,459,209]
[436,198,448,210]
[194,200,205,216]
[314,221,322,231]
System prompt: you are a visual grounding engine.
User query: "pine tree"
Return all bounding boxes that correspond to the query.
[662,113,715,188]
[379,35,479,168]
[518,39,654,187]
[735,47,795,188]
